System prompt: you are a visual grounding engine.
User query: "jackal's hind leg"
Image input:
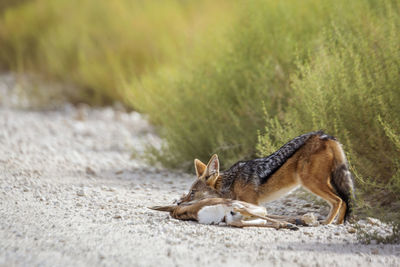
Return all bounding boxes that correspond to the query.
[336,201,347,224]
[303,178,343,224]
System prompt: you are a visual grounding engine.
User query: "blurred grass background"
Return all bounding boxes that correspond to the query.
[0,0,399,223]
[0,0,236,104]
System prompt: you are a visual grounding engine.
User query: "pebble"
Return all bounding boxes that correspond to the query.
[347,227,357,234]
[301,213,318,226]
[371,249,379,255]
[76,190,85,197]
[303,231,313,237]
[367,217,381,226]
[85,166,96,176]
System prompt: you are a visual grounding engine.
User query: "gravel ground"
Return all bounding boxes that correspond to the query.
[0,74,399,266]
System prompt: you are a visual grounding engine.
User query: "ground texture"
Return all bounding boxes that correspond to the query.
[0,75,399,267]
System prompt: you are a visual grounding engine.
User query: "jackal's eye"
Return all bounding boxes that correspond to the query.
[190,190,196,198]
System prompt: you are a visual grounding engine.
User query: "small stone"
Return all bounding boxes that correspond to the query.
[371,249,379,255]
[302,203,312,208]
[303,231,313,237]
[347,227,357,234]
[85,166,96,176]
[301,213,318,226]
[367,217,381,226]
[77,190,85,197]
[113,214,122,219]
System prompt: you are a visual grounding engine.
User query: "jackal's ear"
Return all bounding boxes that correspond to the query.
[205,154,220,178]
[194,159,207,178]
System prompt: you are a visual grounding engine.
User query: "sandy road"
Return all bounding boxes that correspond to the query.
[0,94,399,266]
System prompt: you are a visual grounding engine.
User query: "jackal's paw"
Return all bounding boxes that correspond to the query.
[319,219,333,225]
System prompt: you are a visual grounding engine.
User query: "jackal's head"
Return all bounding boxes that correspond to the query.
[177,154,221,204]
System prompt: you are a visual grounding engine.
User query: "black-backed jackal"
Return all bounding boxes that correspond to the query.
[178,131,355,224]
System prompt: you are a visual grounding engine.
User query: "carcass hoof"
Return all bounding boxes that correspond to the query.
[295,218,307,226]
[287,223,299,231]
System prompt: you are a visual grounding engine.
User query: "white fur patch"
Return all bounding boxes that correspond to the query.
[197,205,231,224]
[224,210,243,225]
[241,218,267,226]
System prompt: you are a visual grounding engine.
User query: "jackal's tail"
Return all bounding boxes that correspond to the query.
[329,140,355,222]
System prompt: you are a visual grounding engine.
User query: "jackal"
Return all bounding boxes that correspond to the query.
[179,131,355,224]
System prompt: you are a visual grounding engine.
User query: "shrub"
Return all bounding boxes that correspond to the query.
[130,0,338,169]
[257,0,400,222]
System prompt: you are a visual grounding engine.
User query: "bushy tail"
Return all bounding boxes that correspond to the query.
[329,141,355,222]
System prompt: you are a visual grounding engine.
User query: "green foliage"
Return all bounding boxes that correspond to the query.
[0,0,29,14]
[257,0,400,223]
[355,223,400,245]
[130,0,339,168]
[0,0,234,105]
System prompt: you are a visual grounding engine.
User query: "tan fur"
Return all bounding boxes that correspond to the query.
[189,136,351,224]
[232,181,259,204]
[150,198,300,229]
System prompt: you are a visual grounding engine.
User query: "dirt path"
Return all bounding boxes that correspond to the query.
[0,79,399,266]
